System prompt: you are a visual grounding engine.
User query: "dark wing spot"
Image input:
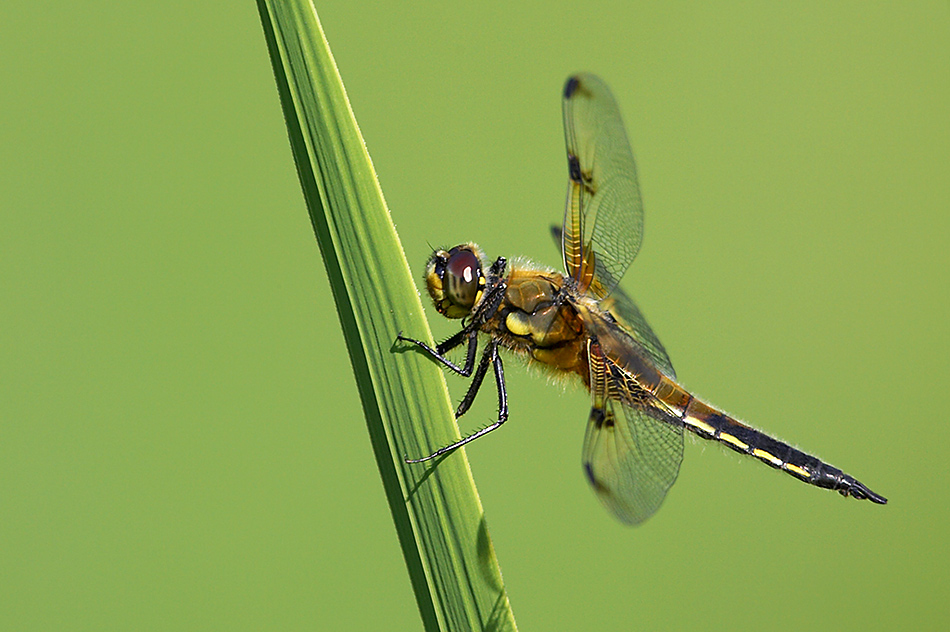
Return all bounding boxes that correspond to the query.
[582,170,596,193]
[564,76,579,99]
[590,407,606,429]
[584,462,608,493]
[568,154,582,182]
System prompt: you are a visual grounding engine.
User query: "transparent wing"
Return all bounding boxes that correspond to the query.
[599,287,675,379]
[583,340,684,525]
[551,224,674,378]
[582,400,685,525]
[561,73,643,299]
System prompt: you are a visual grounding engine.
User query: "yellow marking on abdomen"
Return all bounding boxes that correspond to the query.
[753,448,783,467]
[683,417,716,436]
[785,463,810,479]
[719,433,749,451]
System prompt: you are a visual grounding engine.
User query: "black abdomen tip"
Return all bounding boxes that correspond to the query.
[848,480,888,505]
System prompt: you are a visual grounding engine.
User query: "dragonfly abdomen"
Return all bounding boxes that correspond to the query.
[664,388,887,504]
[684,399,818,472]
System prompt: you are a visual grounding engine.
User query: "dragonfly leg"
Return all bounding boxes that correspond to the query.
[406,342,508,463]
[396,329,478,376]
[455,340,497,418]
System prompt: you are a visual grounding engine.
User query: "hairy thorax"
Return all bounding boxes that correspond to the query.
[482,268,590,381]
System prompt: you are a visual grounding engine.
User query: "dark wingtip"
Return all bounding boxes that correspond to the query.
[583,461,595,483]
[564,76,580,99]
[583,462,607,493]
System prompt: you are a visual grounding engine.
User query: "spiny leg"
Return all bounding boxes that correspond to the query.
[396,329,478,376]
[406,341,508,463]
[454,338,496,418]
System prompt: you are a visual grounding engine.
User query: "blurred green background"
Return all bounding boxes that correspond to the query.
[2,1,947,630]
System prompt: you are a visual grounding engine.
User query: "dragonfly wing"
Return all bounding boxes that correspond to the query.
[582,395,685,526]
[598,287,676,379]
[562,73,644,298]
[583,340,684,525]
[552,224,675,378]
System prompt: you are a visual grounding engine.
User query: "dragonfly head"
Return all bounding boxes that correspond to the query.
[425,244,487,319]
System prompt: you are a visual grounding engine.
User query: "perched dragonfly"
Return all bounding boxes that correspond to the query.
[397,73,886,525]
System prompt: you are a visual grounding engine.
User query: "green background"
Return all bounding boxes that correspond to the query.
[3,2,947,630]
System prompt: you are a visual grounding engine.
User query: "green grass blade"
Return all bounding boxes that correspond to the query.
[255,2,518,630]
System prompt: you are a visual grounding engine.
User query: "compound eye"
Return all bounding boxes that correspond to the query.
[443,248,481,311]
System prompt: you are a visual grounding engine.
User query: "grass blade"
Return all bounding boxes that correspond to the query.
[255,2,518,630]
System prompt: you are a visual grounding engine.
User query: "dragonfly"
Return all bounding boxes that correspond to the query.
[397,73,886,525]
